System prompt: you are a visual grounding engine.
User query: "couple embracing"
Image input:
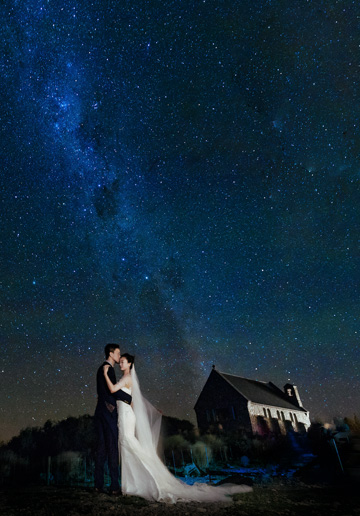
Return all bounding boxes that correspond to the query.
[94,343,252,504]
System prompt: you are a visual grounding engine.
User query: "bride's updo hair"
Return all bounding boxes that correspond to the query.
[121,353,135,370]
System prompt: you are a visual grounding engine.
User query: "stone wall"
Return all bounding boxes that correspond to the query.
[248,401,311,435]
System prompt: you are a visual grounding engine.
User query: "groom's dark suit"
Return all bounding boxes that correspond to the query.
[94,361,132,492]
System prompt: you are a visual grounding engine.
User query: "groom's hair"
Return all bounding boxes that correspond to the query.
[104,343,120,358]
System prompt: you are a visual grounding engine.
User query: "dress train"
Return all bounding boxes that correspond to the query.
[117,387,252,503]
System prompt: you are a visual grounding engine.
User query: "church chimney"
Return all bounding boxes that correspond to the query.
[283,383,303,408]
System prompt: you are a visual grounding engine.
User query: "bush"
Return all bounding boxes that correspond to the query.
[344,415,360,437]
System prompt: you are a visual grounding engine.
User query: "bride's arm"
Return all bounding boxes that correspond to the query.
[103,365,128,393]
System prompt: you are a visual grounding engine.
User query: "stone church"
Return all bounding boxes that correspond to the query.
[194,366,311,436]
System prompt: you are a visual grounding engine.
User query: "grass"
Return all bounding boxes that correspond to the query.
[1,480,359,516]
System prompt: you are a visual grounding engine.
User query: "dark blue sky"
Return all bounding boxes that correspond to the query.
[1,0,359,442]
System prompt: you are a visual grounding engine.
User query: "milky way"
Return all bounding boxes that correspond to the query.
[1,0,359,442]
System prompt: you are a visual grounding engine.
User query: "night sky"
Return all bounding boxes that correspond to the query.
[1,0,359,443]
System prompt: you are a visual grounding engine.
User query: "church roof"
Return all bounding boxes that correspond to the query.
[203,370,308,412]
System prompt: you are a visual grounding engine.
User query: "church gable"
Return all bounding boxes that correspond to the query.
[195,369,251,432]
[195,368,247,409]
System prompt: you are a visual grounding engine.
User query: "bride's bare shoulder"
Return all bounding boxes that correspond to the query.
[124,373,132,388]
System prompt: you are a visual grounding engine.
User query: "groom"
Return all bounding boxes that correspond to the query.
[94,343,132,494]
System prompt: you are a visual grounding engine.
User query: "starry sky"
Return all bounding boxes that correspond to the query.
[1,0,359,443]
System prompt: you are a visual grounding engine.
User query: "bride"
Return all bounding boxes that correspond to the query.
[103,353,252,503]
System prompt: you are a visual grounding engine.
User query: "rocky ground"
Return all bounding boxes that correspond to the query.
[1,480,360,516]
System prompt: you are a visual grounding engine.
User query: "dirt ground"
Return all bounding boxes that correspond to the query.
[1,481,359,516]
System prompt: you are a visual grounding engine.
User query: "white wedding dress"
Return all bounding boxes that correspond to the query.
[117,369,252,504]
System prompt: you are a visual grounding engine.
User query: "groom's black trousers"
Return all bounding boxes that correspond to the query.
[94,413,119,491]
